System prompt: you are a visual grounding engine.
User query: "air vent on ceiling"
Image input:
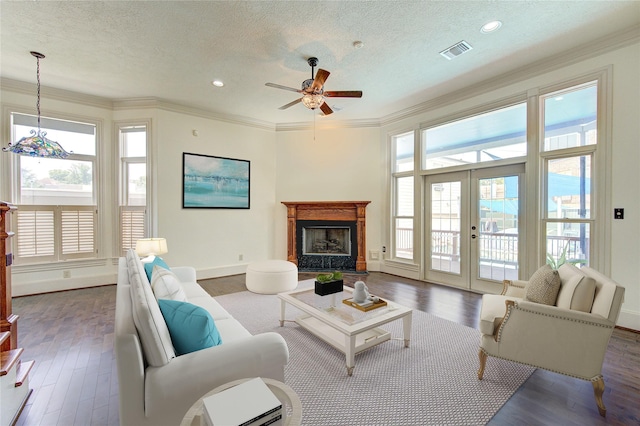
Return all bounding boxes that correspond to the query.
[440,40,473,60]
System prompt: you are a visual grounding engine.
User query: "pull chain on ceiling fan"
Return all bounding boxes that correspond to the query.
[265,57,362,116]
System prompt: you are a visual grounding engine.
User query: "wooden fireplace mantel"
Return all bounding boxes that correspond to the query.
[281,201,371,272]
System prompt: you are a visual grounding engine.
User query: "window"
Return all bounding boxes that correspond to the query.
[391,131,414,260]
[119,125,148,255]
[543,83,597,151]
[11,112,97,263]
[422,103,527,170]
[541,82,598,267]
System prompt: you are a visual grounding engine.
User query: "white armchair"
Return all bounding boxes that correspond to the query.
[477,264,625,416]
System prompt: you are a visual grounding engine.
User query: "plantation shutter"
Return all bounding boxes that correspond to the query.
[120,206,146,255]
[61,207,97,259]
[16,208,56,260]
[14,205,96,264]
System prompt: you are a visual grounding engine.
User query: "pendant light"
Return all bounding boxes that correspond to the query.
[3,51,71,158]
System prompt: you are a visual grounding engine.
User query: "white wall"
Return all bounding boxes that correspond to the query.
[273,126,384,271]
[152,109,277,277]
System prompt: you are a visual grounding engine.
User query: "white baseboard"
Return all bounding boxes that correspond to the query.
[12,274,117,297]
[196,264,249,280]
[381,260,420,280]
[617,310,640,331]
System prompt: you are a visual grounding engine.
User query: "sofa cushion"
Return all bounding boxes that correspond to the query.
[525,264,561,305]
[129,269,176,366]
[187,296,233,321]
[158,299,222,355]
[151,267,188,302]
[556,264,596,312]
[144,256,170,281]
[213,318,253,343]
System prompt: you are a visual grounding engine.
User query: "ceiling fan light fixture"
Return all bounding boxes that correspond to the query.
[301,93,325,110]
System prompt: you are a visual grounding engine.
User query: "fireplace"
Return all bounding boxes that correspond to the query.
[282,201,370,272]
[302,223,352,256]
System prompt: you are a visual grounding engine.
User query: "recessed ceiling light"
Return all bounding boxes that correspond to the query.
[481,20,502,34]
[353,41,364,49]
[212,80,224,87]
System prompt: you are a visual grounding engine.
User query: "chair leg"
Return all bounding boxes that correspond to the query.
[592,377,606,417]
[478,349,487,380]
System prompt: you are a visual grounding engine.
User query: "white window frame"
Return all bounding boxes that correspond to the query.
[9,111,99,265]
[116,122,150,256]
[390,131,416,262]
[539,78,602,269]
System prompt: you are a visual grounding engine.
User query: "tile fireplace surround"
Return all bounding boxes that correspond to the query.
[282,201,371,272]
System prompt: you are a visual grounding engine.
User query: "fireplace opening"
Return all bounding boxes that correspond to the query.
[303,226,350,256]
[295,220,358,271]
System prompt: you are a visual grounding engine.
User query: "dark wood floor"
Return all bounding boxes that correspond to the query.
[11,272,639,425]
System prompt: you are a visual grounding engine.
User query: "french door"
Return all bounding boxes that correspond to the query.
[424,164,524,292]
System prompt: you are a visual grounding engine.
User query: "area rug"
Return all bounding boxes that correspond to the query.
[215,282,534,425]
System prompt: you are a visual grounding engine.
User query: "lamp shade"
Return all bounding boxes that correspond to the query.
[135,238,168,257]
[301,93,325,109]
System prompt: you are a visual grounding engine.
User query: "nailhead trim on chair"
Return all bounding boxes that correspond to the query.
[495,301,614,344]
[479,348,604,382]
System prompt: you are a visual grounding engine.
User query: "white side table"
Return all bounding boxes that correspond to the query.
[180,377,302,426]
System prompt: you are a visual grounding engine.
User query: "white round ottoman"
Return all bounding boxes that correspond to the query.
[246,260,298,294]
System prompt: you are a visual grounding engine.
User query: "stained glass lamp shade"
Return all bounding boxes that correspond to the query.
[3,51,71,158]
[5,129,70,158]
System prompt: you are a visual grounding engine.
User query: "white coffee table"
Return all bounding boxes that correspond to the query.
[278,283,412,376]
[180,377,302,426]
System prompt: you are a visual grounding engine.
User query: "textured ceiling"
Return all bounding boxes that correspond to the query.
[1,1,639,126]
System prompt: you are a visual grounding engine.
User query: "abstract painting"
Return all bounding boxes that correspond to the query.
[182,152,250,209]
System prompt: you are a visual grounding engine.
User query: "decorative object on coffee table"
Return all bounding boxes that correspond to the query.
[314,271,343,296]
[343,296,388,312]
[351,281,369,303]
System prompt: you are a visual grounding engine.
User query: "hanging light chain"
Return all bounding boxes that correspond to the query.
[36,54,41,131]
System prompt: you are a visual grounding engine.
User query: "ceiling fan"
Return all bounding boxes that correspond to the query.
[265,57,362,116]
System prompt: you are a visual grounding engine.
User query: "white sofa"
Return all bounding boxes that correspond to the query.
[115,249,289,426]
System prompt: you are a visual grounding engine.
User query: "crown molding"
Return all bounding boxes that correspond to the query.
[275,118,381,132]
[113,98,276,131]
[1,78,114,109]
[380,24,640,127]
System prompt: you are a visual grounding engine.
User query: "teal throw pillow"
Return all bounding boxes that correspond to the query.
[144,256,170,282]
[158,299,222,355]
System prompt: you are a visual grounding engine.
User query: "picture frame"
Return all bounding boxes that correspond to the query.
[182,152,250,209]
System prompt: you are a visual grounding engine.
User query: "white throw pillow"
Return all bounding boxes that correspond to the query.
[151,266,188,302]
[129,269,176,366]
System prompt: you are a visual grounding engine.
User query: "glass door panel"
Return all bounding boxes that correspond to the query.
[431,181,461,274]
[425,165,524,292]
[470,165,524,292]
[425,172,469,289]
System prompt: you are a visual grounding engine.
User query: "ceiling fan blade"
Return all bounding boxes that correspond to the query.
[265,82,302,93]
[279,98,302,110]
[320,102,333,116]
[324,90,363,98]
[311,69,330,91]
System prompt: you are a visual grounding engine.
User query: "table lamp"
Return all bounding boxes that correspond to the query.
[135,238,168,262]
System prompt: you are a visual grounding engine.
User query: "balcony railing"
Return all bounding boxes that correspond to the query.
[395,228,588,265]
